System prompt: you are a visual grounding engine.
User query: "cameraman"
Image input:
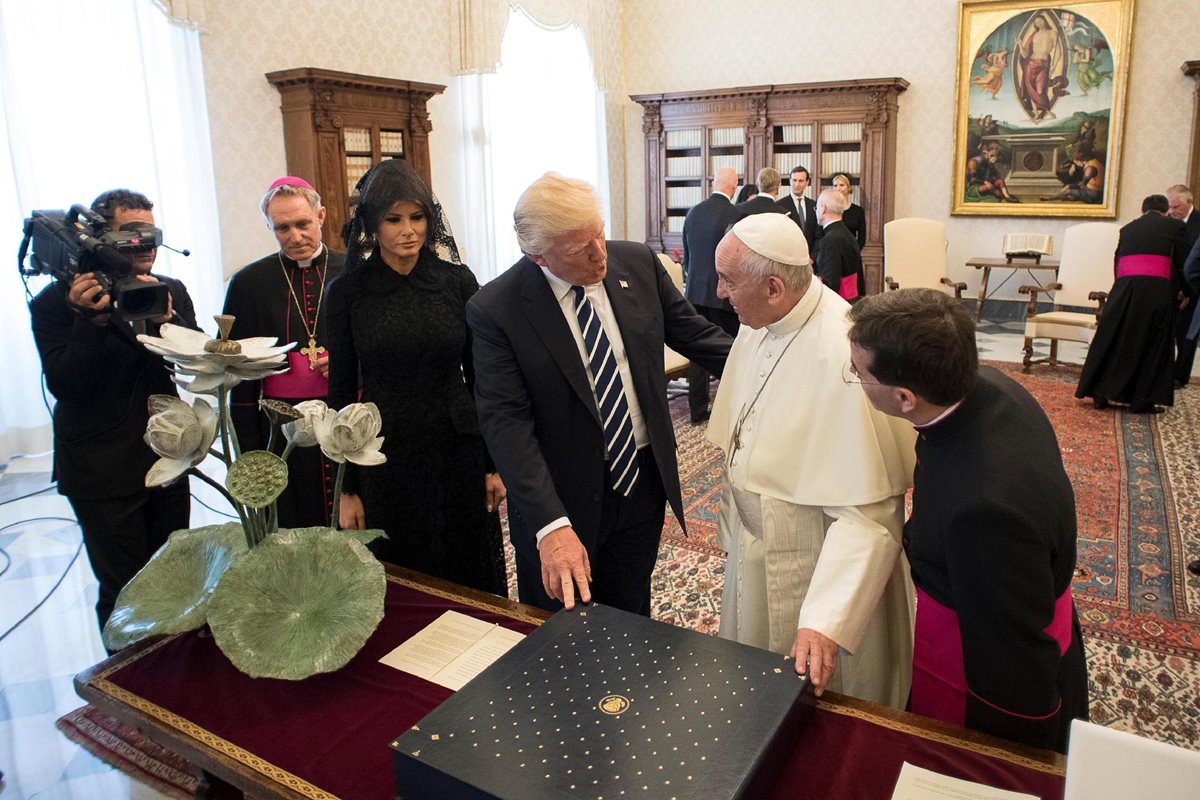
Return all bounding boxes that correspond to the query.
[29,189,198,637]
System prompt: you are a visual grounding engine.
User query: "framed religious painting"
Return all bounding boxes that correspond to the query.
[952,0,1136,216]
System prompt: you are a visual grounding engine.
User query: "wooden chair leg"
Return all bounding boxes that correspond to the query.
[1048,339,1059,367]
[1022,336,1034,372]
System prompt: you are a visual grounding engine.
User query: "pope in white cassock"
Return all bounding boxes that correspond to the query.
[707,213,916,708]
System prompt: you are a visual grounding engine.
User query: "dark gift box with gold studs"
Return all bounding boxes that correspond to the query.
[391,603,815,799]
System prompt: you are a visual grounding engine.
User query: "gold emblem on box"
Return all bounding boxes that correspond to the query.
[598,694,631,715]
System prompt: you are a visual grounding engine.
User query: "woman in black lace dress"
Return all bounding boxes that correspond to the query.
[325,159,506,595]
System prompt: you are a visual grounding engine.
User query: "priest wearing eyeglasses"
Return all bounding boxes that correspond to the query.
[222,176,346,528]
[707,213,915,708]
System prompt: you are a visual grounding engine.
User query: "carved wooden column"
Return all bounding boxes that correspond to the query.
[745,94,770,180]
[1184,60,1200,195]
[862,85,905,294]
[641,100,664,253]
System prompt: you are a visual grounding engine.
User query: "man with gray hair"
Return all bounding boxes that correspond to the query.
[707,212,915,707]
[222,176,346,528]
[738,167,789,216]
[1167,184,1200,388]
[468,172,732,614]
[813,188,865,301]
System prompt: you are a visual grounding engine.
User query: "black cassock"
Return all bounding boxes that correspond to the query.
[223,247,346,528]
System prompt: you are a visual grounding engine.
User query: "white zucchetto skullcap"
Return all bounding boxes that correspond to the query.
[731,213,811,266]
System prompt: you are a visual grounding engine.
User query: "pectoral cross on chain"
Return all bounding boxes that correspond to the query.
[301,336,325,370]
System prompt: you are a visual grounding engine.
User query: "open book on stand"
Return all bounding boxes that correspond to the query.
[1002,233,1053,263]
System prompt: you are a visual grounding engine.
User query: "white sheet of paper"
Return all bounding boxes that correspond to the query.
[379,610,525,691]
[891,762,1038,800]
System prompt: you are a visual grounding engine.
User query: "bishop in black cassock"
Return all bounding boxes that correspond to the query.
[223,176,346,528]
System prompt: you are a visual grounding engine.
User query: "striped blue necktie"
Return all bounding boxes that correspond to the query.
[573,285,639,496]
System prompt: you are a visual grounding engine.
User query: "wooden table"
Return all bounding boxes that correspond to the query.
[966,256,1060,322]
[74,565,1066,800]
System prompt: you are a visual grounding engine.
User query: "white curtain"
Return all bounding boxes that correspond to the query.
[0,0,223,463]
[452,6,608,283]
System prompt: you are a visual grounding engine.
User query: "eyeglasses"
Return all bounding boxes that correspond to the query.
[841,358,882,386]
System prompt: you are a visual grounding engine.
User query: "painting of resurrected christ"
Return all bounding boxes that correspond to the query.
[953,1,1134,217]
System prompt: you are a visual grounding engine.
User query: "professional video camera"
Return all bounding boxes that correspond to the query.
[18,204,169,321]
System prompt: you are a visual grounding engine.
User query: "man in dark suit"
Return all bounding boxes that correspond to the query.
[813,189,865,301]
[682,165,743,422]
[468,173,733,615]
[779,166,819,251]
[1167,184,1200,388]
[29,189,198,634]
[739,167,789,217]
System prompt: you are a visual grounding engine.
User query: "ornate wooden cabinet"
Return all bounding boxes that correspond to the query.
[631,79,908,294]
[266,67,445,249]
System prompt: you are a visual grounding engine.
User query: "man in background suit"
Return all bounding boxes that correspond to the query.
[682,165,744,422]
[468,173,732,614]
[739,167,789,217]
[813,188,865,302]
[1167,184,1200,388]
[29,189,198,634]
[779,166,819,251]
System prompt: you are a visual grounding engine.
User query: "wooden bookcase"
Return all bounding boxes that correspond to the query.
[631,78,908,294]
[266,67,445,249]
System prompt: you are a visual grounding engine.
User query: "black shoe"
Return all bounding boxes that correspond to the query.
[689,410,710,424]
[1093,397,1109,410]
[1189,560,1200,577]
[1128,402,1164,414]
[1175,379,1188,390]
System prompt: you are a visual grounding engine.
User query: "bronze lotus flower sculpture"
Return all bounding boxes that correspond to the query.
[103,317,389,680]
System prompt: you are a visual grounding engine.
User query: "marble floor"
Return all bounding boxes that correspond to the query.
[0,316,1188,799]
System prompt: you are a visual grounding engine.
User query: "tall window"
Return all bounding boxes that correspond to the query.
[0,0,222,461]
[456,8,608,281]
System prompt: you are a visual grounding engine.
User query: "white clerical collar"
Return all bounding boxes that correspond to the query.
[765,280,822,337]
[290,243,326,268]
[914,400,964,429]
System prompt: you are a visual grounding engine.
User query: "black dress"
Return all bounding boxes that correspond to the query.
[1076,212,1189,408]
[325,249,505,595]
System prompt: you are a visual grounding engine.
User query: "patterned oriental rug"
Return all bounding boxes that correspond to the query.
[648,361,1200,752]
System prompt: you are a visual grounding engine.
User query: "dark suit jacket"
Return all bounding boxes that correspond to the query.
[30,274,198,500]
[814,220,864,297]
[467,241,732,561]
[682,193,743,310]
[738,195,788,217]
[1184,235,1200,339]
[778,194,819,249]
[1185,209,1200,248]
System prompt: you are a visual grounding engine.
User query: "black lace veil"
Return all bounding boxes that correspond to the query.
[341,158,462,268]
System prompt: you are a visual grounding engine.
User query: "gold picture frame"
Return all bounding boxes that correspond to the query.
[952,0,1136,217]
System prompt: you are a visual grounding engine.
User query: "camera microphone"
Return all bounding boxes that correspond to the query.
[161,243,190,257]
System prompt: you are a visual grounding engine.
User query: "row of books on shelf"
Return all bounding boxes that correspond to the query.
[666,156,704,177]
[774,153,811,175]
[709,127,745,147]
[665,129,703,149]
[666,216,686,233]
[775,124,814,144]
[821,122,862,142]
[665,185,706,208]
[343,128,405,155]
[822,150,862,175]
[710,154,745,173]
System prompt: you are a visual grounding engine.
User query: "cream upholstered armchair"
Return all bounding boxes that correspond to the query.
[1018,221,1120,371]
[882,218,966,299]
[658,253,690,383]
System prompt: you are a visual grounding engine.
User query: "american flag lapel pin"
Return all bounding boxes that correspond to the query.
[619,279,629,288]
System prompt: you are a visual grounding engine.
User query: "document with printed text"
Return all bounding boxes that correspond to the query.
[891,762,1038,800]
[379,610,525,691]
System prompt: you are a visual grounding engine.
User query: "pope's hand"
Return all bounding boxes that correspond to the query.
[539,527,591,610]
[789,627,840,696]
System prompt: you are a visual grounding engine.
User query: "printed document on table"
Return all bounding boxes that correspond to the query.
[379,610,525,691]
[891,762,1037,800]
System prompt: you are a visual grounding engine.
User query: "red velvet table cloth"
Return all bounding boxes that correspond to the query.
[85,575,1065,799]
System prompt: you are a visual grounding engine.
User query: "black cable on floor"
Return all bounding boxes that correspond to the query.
[0,516,83,643]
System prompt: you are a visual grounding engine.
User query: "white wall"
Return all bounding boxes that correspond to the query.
[620,0,1198,300]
